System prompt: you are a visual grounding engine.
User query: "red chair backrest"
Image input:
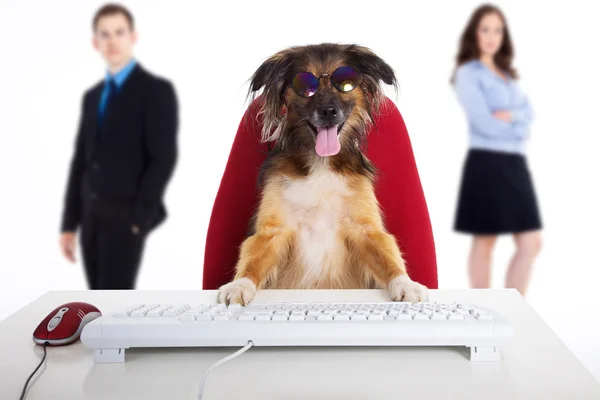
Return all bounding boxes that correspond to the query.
[202,96,438,290]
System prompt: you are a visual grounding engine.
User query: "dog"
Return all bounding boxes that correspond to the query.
[217,43,429,305]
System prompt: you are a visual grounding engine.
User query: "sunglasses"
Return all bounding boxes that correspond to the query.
[291,66,360,98]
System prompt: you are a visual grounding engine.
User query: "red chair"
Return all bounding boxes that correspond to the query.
[202,96,438,290]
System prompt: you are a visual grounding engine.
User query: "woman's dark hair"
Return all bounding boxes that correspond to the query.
[451,4,517,83]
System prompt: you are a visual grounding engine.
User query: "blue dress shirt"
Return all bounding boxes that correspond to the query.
[453,60,534,155]
[97,59,137,119]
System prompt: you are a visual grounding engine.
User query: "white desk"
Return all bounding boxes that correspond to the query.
[1,289,599,399]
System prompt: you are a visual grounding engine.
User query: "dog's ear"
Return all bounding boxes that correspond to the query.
[347,45,397,86]
[249,50,294,97]
[346,45,398,112]
[248,50,294,142]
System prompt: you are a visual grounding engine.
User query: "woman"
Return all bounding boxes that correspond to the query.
[451,4,542,296]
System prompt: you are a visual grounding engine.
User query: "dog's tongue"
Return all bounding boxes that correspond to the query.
[315,125,340,157]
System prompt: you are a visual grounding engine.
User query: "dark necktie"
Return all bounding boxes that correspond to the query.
[99,79,118,127]
[104,79,118,116]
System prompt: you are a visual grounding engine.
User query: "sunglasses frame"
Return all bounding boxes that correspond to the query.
[290,66,361,98]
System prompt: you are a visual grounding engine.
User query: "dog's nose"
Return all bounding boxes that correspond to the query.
[318,106,339,121]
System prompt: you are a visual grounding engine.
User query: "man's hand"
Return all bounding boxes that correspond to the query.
[60,232,77,263]
[493,110,512,122]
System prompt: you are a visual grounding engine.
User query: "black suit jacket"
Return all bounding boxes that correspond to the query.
[61,64,178,233]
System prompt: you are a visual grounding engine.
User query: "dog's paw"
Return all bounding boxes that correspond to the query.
[388,275,429,302]
[217,278,257,306]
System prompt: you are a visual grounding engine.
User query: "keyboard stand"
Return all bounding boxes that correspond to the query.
[94,348,126,363]
[470,346,501,361]
[90,345,503,363]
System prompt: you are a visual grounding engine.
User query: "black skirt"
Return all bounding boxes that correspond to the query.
[454,149,543,235]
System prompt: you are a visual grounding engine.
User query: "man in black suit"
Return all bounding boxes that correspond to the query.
[59,4,178,289]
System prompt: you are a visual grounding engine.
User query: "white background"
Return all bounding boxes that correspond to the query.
[1,0,599,381]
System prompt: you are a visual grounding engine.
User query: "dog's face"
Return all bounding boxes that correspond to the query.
[249,44,397,157]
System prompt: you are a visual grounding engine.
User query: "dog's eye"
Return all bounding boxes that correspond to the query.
[292,72,319,98]
[331,66,359,93]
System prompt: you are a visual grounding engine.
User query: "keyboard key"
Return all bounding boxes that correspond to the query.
[334,314,350,321]
[112,304,145,317]
[247,310,274,317]
[256,313,272,321]
[273,313,289,321]
[317,314,333,321]
[431,313,447,321]
[238,314,255,321]
[147,308,167,317]
[351,314,367,321]
[113,311,131,318]
[130,309,149,317]
[245,305,269,313]
[179,314,196,322]
[124,304,143,313]
[475,313,494,320]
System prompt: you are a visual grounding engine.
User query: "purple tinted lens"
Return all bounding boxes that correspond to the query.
[331,66,358,92]
[292,72,319,97]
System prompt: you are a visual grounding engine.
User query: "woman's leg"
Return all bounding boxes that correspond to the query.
[505,231,542,296]
[468,235,498,288]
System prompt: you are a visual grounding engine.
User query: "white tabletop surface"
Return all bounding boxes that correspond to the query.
[1,288,599,400]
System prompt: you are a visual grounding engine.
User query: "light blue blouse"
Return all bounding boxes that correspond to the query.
[453,60,533,155]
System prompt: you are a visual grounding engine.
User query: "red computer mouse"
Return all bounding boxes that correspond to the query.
[32,302,102,346]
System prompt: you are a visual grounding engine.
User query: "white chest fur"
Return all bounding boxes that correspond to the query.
[281,165,351,284]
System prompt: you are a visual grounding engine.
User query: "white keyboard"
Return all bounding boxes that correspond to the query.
[81,301,514,363]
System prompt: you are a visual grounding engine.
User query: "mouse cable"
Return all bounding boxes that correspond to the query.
[197,340,254,400]
[19,341,48,400]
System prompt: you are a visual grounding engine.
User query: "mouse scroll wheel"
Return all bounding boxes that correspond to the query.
[48,316,61,330]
